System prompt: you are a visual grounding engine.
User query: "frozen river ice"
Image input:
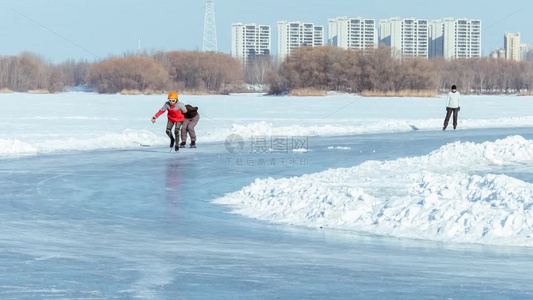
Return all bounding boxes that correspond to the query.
[1,127,533,299]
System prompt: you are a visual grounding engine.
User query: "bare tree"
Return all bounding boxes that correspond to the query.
[154,51,243,93]
[87,56,170,93]
[244,55,273,85]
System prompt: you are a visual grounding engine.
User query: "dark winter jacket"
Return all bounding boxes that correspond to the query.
[184,104,199,119]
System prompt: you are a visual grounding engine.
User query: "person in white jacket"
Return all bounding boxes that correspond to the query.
[443,85,460,130]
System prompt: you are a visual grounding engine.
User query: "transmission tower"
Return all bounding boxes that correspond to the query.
[202,0,218,52]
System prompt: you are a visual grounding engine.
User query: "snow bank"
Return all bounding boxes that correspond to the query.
[200,117,533,142]
[263,117,533,136]
[0,130,162,156]
[2,116,532,156]
[214,136,533,247]
[0,139,38,155]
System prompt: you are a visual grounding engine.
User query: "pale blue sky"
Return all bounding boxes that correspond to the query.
[0,0,531,63]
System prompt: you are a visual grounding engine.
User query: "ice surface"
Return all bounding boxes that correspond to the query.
[1,93,533,298]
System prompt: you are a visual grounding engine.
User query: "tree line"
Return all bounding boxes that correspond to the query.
[0,51,242,94]
[268,46,533,95]
[1,47,532,95]
[0,52,88,93]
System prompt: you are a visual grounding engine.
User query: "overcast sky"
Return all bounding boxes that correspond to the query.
[0,0,531,63]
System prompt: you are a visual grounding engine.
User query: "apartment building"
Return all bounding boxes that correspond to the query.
[443,18,482,59]
[504,32,521,61]
[277,21,324,61]
[520,43,533,61]
[489,48,506,59]
[231,23,271,65]
[428,18,481,59]
[328,17,377,51]
[379,17,428,58]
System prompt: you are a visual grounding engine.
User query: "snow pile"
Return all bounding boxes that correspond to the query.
[201,117,533,143]
[61,85,96,93]
[0,130,163,156]
[226,120,415,137]
[0,139,38,155]
[214,136,533,246]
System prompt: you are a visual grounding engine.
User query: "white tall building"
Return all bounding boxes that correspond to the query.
[379,17,428,59]
[520,43,533,61]
[277,21,324,61]
[231,23,271,66]
[441,18,481,59]
[328,17,377,51]
[504,32,521,61]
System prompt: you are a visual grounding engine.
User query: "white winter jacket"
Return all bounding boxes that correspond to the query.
[446,91,460,108]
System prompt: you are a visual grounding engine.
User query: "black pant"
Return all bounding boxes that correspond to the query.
[443,107,459,130]
[166,120,183,144]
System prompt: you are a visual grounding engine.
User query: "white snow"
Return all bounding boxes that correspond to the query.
[0,130,159,155]
[1,92,533,156]
[214,136,533,247]
[328,146,351,150]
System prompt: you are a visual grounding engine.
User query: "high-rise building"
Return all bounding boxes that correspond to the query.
[504,32,521,61]
[442,18,481,59]
[428,20,444,59]
[490,48,506,59]
[314,25,325,47]
[379,17,428,58]
[277,21,324,61]
[231,23,271,66]
[428,18,482,59]
[520,43,533,61]
[328,17,377,52]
